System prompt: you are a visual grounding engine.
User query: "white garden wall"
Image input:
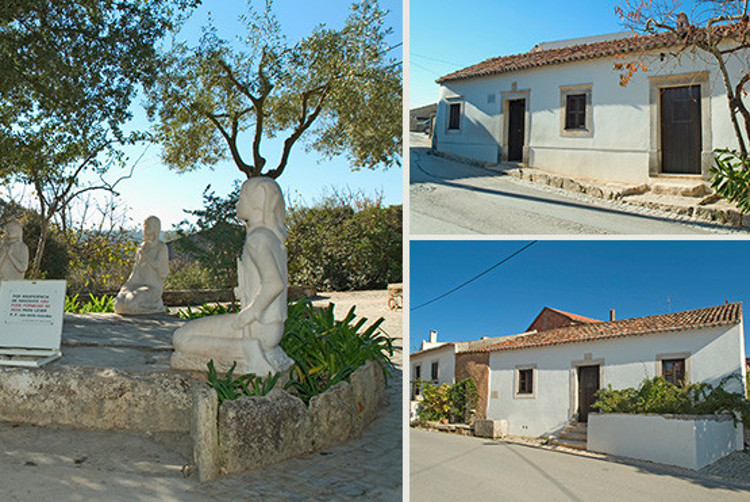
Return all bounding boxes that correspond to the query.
[588,413,743,470]
[435,45,748,183]
[485,323,745,437]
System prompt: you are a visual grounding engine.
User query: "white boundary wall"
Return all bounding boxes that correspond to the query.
[588,413,743,470]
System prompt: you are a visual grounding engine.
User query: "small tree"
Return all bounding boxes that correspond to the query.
[0,0,199,277]
[614,1,750,210]
[147,0,402,180]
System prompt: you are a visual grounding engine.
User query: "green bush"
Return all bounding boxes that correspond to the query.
[20,212,69,280]
[281,299,394,403]
[711,148,750,213]
[287,198,402,291]
[594,374,750,427]
[417,378,479,424]
[165,259,217,290]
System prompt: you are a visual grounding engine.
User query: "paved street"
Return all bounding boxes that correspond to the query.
[409,145,750,235]
[411,428,750,502]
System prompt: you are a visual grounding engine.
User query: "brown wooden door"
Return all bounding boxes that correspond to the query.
[508,99,525,162]
[577,365,600,423]
[660,85,701,174]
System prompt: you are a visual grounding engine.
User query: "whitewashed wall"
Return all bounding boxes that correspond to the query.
[410,344,457,389]
[435,46,748,183]
[486,323,745,437]
[588,413,743,470]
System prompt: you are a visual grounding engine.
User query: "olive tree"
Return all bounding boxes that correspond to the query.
[147,0,402,180]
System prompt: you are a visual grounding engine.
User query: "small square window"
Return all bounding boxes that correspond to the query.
[518,368,533,394]
[448,103,461,130]
[565,94,586,129]
[431,362,439,382]
[662,358,686,387]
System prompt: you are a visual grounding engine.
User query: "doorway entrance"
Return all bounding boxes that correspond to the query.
[577,365,600,423]
[660,85,701,174]
[507,99,525,162]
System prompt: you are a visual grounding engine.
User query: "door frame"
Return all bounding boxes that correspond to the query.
[648,72,711,178]
[569,356,604,423]
[500,88,530,165]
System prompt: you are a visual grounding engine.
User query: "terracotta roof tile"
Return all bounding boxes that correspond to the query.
[543,307,602,325]
[479,303,742,353]
[437,23,745,83]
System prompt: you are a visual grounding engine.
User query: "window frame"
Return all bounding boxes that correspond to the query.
[559,84,593,138]
[446,99,463,133]
[514,364,537,399]
[656,352,691,388]
[431,361,439,383]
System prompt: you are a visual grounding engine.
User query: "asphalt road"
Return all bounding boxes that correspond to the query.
[409,145,749,236]
[410,428,750,502]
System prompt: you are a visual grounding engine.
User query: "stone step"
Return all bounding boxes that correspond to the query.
[648,179,711,197]
[551,438,587,451]
[559,430,587,442]
[564,423,588,435]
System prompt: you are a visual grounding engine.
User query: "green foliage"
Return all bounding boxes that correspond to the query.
[171,184,245,289]
[711,149,750,213]
[281,299,394,403]
[206,360,280,403]
[287,193,402,291]
[418,382,453,423]
[176,302,240,320]
[594,374,750,427]
[147,0,401,179]
[165,260,217,291]
[65,228,137,293]
[176,185,402,291]
[65,294,115,313]
[19,212,69,280]
[417,378,479,424]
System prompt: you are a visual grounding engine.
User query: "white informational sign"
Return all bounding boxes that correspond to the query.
[0,280,66,366]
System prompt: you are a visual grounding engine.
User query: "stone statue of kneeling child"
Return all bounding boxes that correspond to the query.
[171,177,294,376]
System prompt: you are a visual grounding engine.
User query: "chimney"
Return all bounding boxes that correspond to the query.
[429,330,438,344]
[609,309,616,322]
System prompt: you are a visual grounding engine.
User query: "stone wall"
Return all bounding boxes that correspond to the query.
[192,360,387,481]
[455,352,489,419]
[0,367,192,433]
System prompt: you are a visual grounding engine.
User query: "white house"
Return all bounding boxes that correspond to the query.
[479,303,745,437]
[434,28,746,184]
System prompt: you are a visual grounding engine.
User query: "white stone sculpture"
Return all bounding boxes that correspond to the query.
[0,220,29,281]
[171,177,293,375]
[114,216,169,315]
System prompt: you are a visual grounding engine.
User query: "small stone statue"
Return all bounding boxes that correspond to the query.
[114,216,169,315]
[0,220,29,281]
[171,177,293,375]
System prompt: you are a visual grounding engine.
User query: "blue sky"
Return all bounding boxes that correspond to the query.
[410,240,750,355]
[409,0,704,108]
[107,0,403,229]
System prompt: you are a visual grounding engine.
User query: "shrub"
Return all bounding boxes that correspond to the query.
[19,212,69,280]
[281,299,394,403]
[594,374,750,427]
[416,378,479,424]
[166,259,219,291]
[711,148,750,213]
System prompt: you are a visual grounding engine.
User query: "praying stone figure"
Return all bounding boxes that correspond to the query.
[171,177,294,375]
[0,220,29,281]
[114,216,169,315]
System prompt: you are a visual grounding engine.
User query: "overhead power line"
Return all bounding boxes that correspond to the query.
[411,241,538,312]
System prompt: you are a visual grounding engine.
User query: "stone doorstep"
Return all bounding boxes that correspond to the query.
[506,167,749,227]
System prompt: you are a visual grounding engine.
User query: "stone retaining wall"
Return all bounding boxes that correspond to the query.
[0,367,192,433]
[192,360,386,481]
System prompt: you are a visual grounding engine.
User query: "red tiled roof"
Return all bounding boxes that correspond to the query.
[545,307,602,324]
[479,303,742,353]
[437,23,746,83]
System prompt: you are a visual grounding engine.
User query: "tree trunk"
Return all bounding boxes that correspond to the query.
[29,216,50,279]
